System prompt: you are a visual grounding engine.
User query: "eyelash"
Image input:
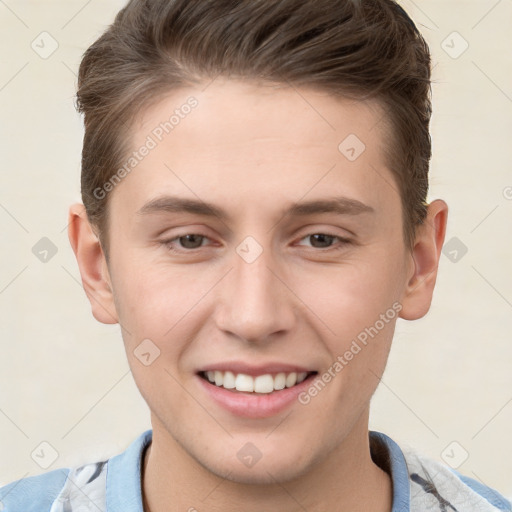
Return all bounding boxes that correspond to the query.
[160,232,352,254]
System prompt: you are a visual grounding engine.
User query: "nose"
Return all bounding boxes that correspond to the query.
[213,241,296,344]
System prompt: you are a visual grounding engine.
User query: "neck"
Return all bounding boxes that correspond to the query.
[142,412,392,512]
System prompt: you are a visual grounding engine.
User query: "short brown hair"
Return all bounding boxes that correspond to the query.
[76,0,432,259]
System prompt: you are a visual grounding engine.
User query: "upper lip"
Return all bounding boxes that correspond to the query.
[197,361,315,376]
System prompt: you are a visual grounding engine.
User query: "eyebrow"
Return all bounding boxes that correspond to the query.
[136,195,375,222]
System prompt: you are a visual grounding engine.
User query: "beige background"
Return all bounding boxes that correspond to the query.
[1,0,511,500]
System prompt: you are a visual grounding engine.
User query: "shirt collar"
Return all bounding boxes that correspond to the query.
[370,430,411,511]
[105,429,410,511]
[106,428,152,512]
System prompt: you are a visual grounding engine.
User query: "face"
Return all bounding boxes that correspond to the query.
[96,79,415,483]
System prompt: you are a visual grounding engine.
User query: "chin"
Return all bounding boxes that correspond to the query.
[198,445,315,486]
[210,461,307,486]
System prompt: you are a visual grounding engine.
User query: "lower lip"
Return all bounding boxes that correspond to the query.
[196,374,316,419]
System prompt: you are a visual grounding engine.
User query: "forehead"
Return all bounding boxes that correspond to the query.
[110,79,399,223]
[135,79,388,156]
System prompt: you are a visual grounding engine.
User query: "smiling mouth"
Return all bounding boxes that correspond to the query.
[199,370,318,394]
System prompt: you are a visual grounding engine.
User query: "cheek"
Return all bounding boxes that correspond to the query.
[112,265,202,409]
[297,255,401,328]
[112,259,205,337]
[293,251,402,390]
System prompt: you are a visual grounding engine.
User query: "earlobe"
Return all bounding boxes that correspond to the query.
[67,203,119,325]
[399,199,449,321]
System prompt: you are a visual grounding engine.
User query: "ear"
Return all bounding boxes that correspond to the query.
[399,199,448,321]
[67,203,119,324]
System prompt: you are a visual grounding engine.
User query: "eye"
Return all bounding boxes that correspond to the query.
[160,232,352,254]
[162,234,210,252]
[296,233,352,250]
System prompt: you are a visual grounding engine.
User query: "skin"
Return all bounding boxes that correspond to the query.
[68,79,448,512]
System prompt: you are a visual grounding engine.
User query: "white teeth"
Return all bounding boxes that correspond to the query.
[223,371,236,389]
[254,374,275,394]
[203,370,311,393]
[235,373,254,392]
[297,372,308,384]
[274,372,286,390]
[285,372,297,388]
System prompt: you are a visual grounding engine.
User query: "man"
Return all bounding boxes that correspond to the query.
[1,0,510,510]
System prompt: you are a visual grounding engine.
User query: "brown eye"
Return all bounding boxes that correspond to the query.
[161,233,210,253]
[308,234,337,248]
[177,234,205,249]
[297,233,351,250]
